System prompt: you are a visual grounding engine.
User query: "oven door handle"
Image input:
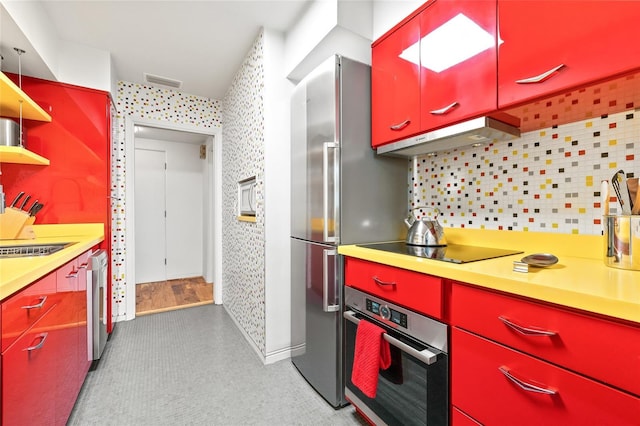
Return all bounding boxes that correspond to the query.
[344,310,438,365]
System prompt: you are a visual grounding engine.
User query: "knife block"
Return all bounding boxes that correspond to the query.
[0,207,36,240]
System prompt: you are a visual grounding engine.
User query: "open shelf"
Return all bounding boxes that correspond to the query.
[0,72,52,122]
[0,146,50,165]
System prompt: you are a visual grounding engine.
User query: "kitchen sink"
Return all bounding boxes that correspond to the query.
[0,243,74,259]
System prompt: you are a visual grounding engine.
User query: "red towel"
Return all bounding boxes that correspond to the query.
[351,320,391,398]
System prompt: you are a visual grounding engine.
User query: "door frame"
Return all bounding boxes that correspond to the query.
[124,116,223,321]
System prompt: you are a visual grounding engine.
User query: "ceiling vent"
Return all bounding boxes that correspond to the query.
[143,73,182,89]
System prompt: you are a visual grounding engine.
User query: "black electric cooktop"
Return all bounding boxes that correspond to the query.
[357,241,523,264]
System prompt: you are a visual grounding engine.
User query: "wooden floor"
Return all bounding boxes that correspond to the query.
[135,276,214,316]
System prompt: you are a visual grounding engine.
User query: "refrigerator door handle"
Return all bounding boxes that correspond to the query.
[323,142,338,243]
[323,248,339,312]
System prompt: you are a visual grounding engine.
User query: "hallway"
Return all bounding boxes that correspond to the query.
[69,305,365,425]
[136,276,213,316]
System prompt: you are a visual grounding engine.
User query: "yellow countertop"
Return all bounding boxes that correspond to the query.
[0,224,104,300]
[339,229,640,325]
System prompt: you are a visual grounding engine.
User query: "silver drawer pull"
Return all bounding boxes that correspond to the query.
[430,101,458,115]
[66,269,79,279]
[78,262,88,270]
[389,119,411,131]
[21,295,47,310]
[372,276,396,287]
[498,316,557,336]
[24,333,48,352]
[515,64,565,84]
[499,366,557,395]
[343,310,438,365]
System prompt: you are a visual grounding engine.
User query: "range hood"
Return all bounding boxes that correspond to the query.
[376,116,520,157]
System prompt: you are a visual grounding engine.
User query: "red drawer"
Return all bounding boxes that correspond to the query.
[2,273,58,352]
[345,258,443,320]
[452,328,640,426]
[451,283,640,396]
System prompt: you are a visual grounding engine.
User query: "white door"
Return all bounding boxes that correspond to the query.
[135,148,167,284]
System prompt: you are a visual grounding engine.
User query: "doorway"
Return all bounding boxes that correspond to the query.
[134,148,167,284]
[124,118,222,321]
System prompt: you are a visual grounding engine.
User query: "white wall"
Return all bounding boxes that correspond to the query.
[0,0,58,79]
[285,0,372,82]
[263,28,293,362]
[1,1,114,93]
[135,137,205,280]
[372,0,424,40]
[58,41,113,92]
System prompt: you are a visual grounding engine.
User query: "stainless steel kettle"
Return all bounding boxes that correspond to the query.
[404,206,447,246]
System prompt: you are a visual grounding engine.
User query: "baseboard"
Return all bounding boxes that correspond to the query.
[223,306,294,365]
[223,305,268,363]
[264,346,291,365]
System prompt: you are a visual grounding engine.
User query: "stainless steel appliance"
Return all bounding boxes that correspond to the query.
[344,287,449,425]
[88,250,108,364]
[290,55,407,408]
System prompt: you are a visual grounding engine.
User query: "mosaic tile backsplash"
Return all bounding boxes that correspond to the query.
[410,109,640,235]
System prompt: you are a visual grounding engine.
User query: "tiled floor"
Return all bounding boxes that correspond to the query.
[69,304,366,425]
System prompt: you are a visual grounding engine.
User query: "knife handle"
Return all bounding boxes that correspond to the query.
[27,200,39,215]
[18,195,31,210]
[10,191,25,208]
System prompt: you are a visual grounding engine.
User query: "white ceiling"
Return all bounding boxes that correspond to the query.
[2,0,312,100]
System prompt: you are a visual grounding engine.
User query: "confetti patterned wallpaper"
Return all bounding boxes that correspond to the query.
[112,82,222,322]
[220,31,267,355]
[410,109,640,235]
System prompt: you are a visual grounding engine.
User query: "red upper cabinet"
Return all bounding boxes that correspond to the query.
[372,12,422,147]
[372,0,498,148]
[420,0,497,131]
[498,1,640,109]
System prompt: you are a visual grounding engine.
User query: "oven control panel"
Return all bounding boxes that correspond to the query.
[345,286,449,353]
[366,299,408,328]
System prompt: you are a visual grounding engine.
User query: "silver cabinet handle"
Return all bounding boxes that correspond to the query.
[372,276,396,287]
[21,295,47,310]
[515,64,565,84]
[499,366,557,395]
[322,142,338,243]
[430,101,458,115]
[78,262,88,270]
[24,333,48,352]
[323,249,339,312]
[389,119,411,131]
[498,316,557,336]
[66,269,79,279]
[343,310,438,365]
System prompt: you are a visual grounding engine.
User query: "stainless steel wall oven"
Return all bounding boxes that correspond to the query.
[344,287,449,426]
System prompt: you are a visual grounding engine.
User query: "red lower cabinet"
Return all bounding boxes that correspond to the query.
[2,308,59,426]
[452,327,640,425]
[1,249,94,425]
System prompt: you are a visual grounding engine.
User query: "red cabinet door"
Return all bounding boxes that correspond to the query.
[2,312,59,426]
[1,272,57,352]
[344,257,444,320]
[498,1,640,108]
[450,283,640,396]
[420,0,497,131]
[452,328,640,426]
[372,13,422,147]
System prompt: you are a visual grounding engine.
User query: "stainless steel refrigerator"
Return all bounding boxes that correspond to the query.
[290,55,407,408]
